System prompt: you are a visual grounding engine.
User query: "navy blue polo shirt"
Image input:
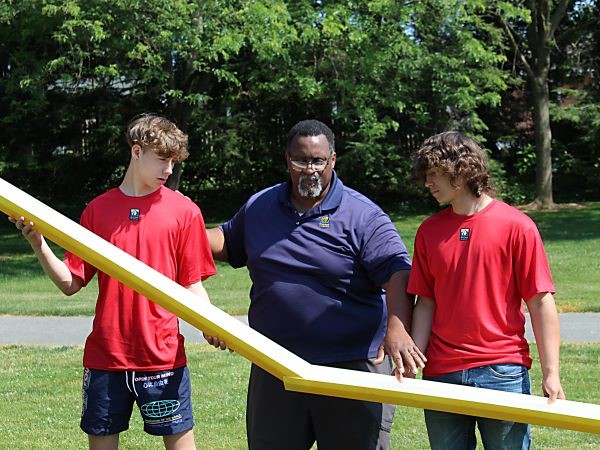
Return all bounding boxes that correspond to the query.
[221,172,411,364]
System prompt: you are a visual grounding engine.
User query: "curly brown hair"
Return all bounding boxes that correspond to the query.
[126,114,189,161]
[411,131,495,197]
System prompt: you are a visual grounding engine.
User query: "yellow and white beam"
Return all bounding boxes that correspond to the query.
[1,177,599,435]
[285,365,600,434]
[0,177,309,380]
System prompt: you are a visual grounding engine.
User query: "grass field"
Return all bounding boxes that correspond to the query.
[1,202,599,448]
[1,202,599,315]
[1,343,600,449]
[527,204,600,311]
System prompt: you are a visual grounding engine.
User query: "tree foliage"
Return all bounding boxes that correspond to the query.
[0,0,597,217]
[550,0,600,201]
[493,0,572,209]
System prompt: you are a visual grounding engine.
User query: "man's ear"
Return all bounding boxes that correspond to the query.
[331,152,336,169]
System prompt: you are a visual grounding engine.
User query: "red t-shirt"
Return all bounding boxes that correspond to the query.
[65,186,217,371]
[408,200,555,376]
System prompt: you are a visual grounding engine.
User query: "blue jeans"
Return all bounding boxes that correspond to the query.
[423,364,531,450]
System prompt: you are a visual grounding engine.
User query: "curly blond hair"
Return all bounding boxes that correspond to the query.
[126,114,189,161]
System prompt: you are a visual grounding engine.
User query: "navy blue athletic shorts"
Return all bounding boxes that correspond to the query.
[80,366,194,436]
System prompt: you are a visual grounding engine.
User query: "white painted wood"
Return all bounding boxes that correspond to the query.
[285,365,600,434]
[0,177,310,379]
[2,176,600,435]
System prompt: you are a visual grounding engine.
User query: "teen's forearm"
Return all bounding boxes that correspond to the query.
[186,280,211,304]
[411,296,435,352]
[32,237,81,296]
[528,293,561,378]
[187,280,230,350]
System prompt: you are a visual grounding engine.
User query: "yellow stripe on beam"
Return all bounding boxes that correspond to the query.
[0,177,309,380]
[284,366,600,435]
[2,177,600,435]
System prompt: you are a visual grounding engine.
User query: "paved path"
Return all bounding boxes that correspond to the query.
[0,315,248,345]
[0,313,598,345]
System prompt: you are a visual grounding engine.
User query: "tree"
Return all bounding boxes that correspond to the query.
[235,0,508,201]
[0,0,296,199]
[1,0,555,211]
[495,0,572,209]
[550,0,600,201]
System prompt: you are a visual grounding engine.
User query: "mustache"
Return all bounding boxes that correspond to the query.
[299,174,320,183]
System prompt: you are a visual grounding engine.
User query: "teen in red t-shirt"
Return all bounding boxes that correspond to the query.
[10,114,222,450]
[408,131,564,450]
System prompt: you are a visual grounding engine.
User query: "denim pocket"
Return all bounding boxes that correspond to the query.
[487,363,527,378]
[483,364,531,394]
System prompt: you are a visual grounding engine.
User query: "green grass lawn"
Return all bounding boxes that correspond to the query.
[528,204,600,311]
[1,202,599,315]
[1,343,599,449]
[1,204,600,448]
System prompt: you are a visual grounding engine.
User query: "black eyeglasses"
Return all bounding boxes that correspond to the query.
[288,154,333,172]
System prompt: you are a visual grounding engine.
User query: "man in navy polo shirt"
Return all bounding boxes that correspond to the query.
[208,119,425,450]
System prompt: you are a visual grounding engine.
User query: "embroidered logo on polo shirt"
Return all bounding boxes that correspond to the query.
[459,228,471,241]
[319,215,330,228]
[129,208,140,220]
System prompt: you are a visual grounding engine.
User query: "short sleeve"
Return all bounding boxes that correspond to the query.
[176,208,217,286]
[514,223,555,301]
[407,225,435,299]
[63,206,98,286]
[360,211,411,286]
[221,200,252,269]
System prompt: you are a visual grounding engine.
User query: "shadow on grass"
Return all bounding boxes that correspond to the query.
[527,202,600,241]
[0,228,65,278]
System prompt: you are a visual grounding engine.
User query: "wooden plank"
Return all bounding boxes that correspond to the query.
[284,365,600,435]
[0,177,310,379]
[2,177,600,435]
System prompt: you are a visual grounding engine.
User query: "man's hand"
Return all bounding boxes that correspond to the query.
[203,333,231,351]
[374,321,426,381]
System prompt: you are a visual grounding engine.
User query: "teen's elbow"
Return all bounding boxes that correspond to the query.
[60,278,83,296]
